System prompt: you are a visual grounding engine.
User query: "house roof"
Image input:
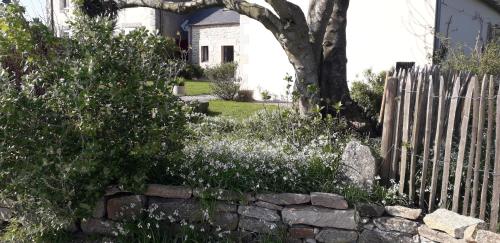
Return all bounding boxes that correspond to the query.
[188,7,240,26]
[481,0,500,13]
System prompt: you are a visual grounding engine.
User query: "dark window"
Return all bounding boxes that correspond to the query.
[61,0,69,10]
[201,46,209,62]
[222,46,234,63]
[396,62,415,74]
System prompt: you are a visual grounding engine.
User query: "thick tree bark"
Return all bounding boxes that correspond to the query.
[92,0,355,116]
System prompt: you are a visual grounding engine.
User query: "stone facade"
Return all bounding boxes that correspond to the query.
[4,184,495,242]
[190,24,240,68]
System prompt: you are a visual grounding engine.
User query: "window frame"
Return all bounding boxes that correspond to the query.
[201,46,209,63]
[221,45,234,63]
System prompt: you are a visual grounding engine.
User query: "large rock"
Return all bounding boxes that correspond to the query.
[238,216,285,235]
[0,208,12,221]
[149,199,203,222]
[107,195,146,221]
[310,192,348,209]
[282,206,358,230]
[417,225,465,243]
[237,206,280,222]
[356,203,385,217]
[315,228,358,243]
[423,209,484,238]
[373,217,419,235]
[475,230,500,243]
[358,228,414,243]
[145,184,192,199]
[341,140,377,190]
[81,218,118,236]
[212,212,239,231]
[385,206,421,220]
[256,193,310,205]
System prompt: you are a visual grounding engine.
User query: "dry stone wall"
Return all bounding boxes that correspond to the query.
[2,184,499,242]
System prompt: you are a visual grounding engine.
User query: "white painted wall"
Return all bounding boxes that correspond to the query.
[438,0,500,52]
[191,24,240,68]
[347,0,437,80]
[239,0,437,100]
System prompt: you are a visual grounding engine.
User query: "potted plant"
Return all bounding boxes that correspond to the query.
[172,77,186,96]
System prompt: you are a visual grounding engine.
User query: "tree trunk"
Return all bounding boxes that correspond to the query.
[319,0,351,114]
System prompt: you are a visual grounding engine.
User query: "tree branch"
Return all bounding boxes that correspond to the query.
[111,0,283,35]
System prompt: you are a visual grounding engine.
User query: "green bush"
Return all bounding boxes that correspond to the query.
[439,40,500,76]
[350,69,386,121]
[0,11,186,241]
[179,63,204,80]
[205,63,240,100]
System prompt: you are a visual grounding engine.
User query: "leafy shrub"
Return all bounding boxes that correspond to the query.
[439,40,500,76]
[0,12,186,240]
[205,63,240,100]
[179,63,204,80]
[350,69,386,121]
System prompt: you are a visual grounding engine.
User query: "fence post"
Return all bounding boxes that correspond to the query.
[490,77,500,231]
[429,76,446,211]
[419,77,435,209]
[380,77,398,182]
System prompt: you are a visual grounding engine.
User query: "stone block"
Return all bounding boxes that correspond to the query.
[238,216,285,235]
[288,225,316,239]
[254,201,283,211]
[107,195,146,221]
[256,193,310,205]
[145,184,192,199]
[238,205,281,222]
[475,230,500,243]
[212,212,239,231]
[282,206,358,230]
[356,203,385,217]
[310,192,348,209]
[385,205,422,220]
[81,218,118,236]
[373,217,419,235]
[315,228,358,243]
[423,209,484,238]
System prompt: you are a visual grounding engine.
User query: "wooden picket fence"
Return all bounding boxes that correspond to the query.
[379,67,500,231]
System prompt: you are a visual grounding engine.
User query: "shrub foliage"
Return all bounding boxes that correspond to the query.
[205,63,240,100]
[0,8,186,240]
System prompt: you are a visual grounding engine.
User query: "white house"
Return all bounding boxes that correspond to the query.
[48,0,500,100]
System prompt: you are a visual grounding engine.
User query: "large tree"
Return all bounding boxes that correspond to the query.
[84,0,352,115]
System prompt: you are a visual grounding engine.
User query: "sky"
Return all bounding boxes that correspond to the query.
[18,0,46,21]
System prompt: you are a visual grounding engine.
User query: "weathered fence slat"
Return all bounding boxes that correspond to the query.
[409,74,426,203]
[440,77,461,208]
[419,77,434,209]
[451,79,474,213]
[380,77,398,181]
[490,77,500,231]
[479,75,495,220]
[379,73,390,124]
[470,75,489,217]
[399,75,413,194]
[391,76,406,179]
[463,76,481,216]
[429,76,446,211]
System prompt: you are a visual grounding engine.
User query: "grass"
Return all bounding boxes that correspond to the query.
[185,80,212,96]
[208,100,279,119]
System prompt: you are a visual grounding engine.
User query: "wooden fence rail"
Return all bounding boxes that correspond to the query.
[380,68,500,231]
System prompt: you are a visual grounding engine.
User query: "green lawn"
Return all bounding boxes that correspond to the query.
[208,100,279,119]
[185,80,212,96]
